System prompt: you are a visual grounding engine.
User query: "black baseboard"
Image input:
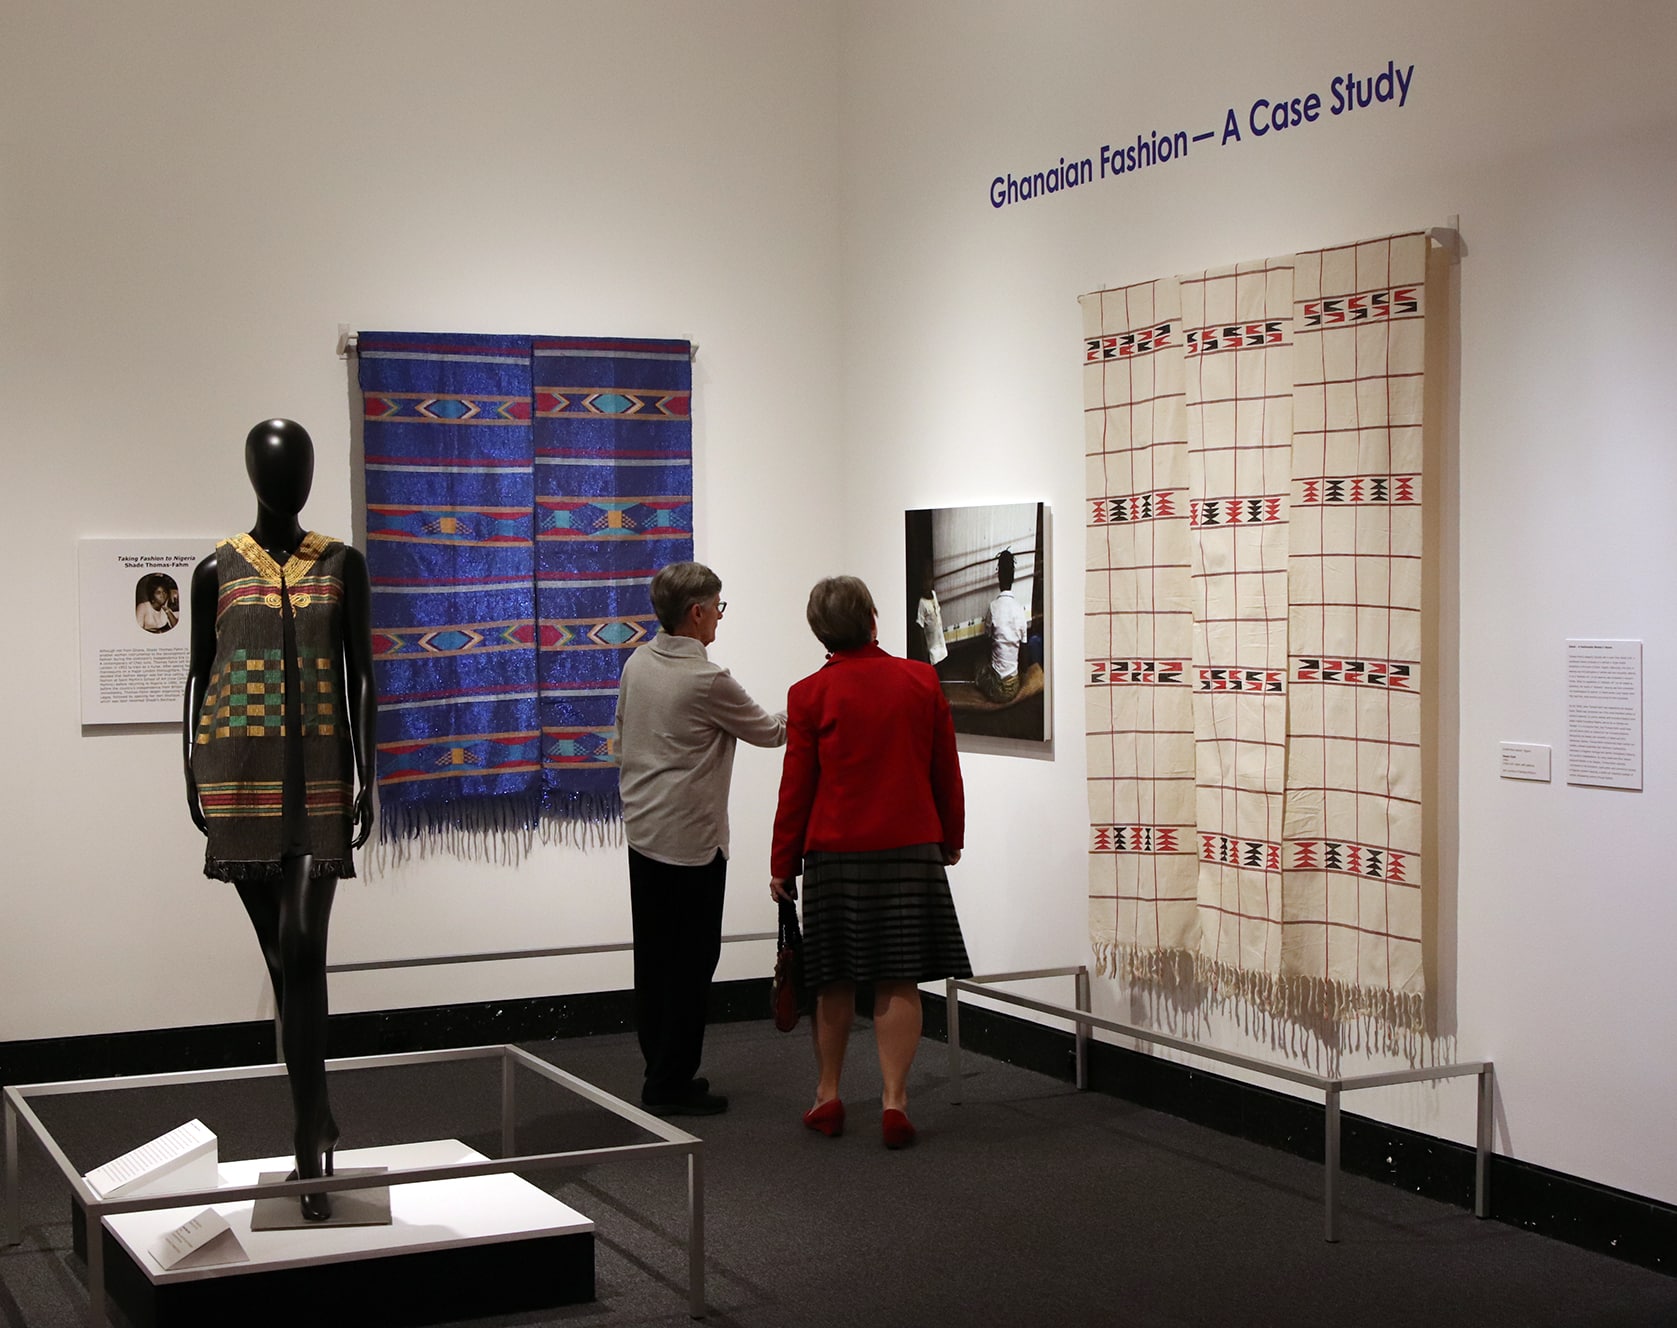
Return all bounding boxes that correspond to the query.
[919,992,1675,1277]
[0,977,768,1090]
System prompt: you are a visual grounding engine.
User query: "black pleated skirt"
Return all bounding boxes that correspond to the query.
[800,843,972,989]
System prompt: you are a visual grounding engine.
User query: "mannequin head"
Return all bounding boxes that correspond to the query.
[245,419,315,516]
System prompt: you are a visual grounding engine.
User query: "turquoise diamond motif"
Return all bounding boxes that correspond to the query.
[595,621,639,645]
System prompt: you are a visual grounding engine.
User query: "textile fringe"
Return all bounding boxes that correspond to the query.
[203,856,355,884]
[368,793,622,875]
[536,798,625,850]
[1100,942,1434,1067]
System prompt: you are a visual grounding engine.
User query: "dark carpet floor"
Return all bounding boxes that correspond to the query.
[3,1019,1674,1327]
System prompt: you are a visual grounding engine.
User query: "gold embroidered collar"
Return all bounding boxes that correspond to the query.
[228,530,334,586]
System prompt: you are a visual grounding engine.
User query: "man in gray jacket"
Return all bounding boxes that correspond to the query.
[616,561,786,1114]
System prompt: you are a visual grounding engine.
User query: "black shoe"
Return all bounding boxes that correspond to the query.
[641,1075,708,1100]
[643,1089,729,1117]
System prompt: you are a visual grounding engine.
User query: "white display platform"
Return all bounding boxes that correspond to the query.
[103,1139,592,1282]
[6,1044,704,1323]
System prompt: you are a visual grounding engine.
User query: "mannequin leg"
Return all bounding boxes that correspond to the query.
[235,880,286,1049]
[274,856,338,1220]
[812,981,855,1106]
[873,981,922,1113]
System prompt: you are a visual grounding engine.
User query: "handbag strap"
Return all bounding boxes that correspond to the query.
[778,896,801,948]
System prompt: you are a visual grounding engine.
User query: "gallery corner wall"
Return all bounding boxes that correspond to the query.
[3,0,1675,1214]
[832,0,1677,1204]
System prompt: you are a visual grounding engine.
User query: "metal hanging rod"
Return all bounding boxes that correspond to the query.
[336,326,698,360]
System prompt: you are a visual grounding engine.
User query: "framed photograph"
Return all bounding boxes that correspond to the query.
[904,502,1049,743]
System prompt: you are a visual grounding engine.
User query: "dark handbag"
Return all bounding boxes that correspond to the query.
[771,892,806,1032]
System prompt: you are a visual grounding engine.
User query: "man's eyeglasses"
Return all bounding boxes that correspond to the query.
[715,600,728,617]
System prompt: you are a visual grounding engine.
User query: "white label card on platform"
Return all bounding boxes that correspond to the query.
[147,1209,244,1271]
[85,1119,218,1200]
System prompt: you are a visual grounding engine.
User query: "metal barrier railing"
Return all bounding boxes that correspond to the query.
[945,966,1493,1242]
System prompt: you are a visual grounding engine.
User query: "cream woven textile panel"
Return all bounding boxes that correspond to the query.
[1083,232,1426,1032]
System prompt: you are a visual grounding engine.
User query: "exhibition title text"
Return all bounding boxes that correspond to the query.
[989,59,1415,210]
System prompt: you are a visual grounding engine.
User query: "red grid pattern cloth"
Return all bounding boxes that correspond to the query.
[1082,232,1426,1031]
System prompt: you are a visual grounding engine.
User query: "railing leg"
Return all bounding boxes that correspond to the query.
[1475,1064,1494,1218]
[501,1050,517,1158]
[3,1098,18,1247]
[1323,1085,1342,1243]
[687,1149,706,1318]
[1073,967,1091,1092]
[946,978,963,1105]
[85,1201,108,1326]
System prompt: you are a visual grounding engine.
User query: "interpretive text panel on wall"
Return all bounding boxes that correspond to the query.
[78,538,211,725]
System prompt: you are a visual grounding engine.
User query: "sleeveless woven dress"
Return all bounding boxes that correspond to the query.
[191,532,356,881]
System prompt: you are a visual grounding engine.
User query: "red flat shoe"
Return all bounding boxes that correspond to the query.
[882,1108,916,1149]
[803,1098,845,1137]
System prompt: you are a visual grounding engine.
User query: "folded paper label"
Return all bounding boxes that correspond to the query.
[84,1119,218,1200]
[147,1207,247,1271]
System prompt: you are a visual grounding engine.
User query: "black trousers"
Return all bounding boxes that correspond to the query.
[628,847,726,1103]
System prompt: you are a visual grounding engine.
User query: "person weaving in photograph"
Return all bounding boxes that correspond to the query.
[616,561,786,1116]
[975,547,1028,702]
[770,575,971,1148]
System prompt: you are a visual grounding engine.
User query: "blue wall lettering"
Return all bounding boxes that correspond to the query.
[987,59,1416,210]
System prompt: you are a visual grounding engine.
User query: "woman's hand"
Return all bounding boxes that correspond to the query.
[770,876,796,902]
[943,848,961,867]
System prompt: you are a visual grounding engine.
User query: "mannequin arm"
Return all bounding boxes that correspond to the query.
[339,546,379,848]
[181,550,220,835]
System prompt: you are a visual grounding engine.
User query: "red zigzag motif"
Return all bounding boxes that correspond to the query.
[1302,286,1420,325]
[1196,667,1283,693]
[1085,323,1175,362]
[1291,657,1415,690]
[1200,834,1283,871]
[1190,495,1284,528]
[1091,825,1186,854]
[1186,321,1286,354]
[1089,660,1186,685]
[1287,838,1412,883]
[1090,490,1179,525]
[1297,475,1418,505]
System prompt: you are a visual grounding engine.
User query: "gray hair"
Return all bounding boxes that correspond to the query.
[806,576,876,651]
[650,561,722,632]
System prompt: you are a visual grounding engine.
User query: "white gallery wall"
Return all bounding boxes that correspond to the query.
[0,3,844,1031]
[834,0,1677,1204]
[2,0,1675,1209]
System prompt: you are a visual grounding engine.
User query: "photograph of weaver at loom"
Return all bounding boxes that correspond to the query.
[903,502,1049,743]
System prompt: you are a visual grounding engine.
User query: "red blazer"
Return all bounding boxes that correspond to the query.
[771,644,964,879]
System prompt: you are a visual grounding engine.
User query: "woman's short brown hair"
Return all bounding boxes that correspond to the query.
[649,561,722,632]
[806,576,876,651]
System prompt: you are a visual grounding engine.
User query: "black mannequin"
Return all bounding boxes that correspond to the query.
[182,419,376,1221]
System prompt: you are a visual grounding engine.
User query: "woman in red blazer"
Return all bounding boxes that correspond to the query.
[770,576,970,1148]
